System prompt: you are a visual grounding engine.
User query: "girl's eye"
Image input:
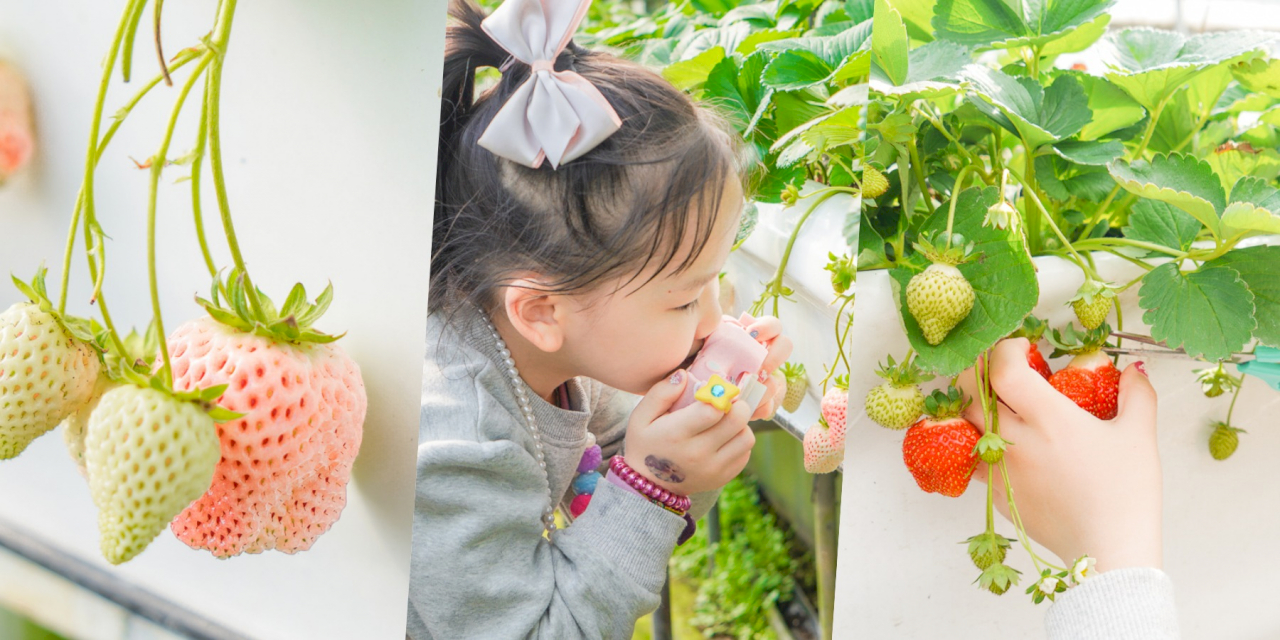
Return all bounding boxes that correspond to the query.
[676,299,700,313]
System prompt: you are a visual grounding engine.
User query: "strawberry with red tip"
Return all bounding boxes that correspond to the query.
[1046,323,1120,420]
[902,386,981,497]
[821,375,849,441]
[803,418,843,474]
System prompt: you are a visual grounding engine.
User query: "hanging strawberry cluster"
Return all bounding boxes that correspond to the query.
[0,0,366,565]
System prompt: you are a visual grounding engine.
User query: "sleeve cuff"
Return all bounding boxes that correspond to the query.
[1045,567,1180,640]
[557,479,685,593]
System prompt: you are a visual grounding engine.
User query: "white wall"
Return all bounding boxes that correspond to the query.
[0,1,444,638]
[835,250,1280,639]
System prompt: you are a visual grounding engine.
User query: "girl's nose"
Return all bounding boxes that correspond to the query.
[696,278,723,339]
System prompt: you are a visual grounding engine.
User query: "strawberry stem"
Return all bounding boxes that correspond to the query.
[148,54,215,384]
[821,294,855,392]
[190,71,225,291]
[1005,170,1098,281]
[204,0,263,319]
[1225,371,1245,425]
[749,187,844,317]
[944,164,978,251]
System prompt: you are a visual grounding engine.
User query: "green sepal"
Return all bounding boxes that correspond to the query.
[1009,314,1048,343]
[912,231,978,266]
[197,268,342,345]
[975,562,1021,596]
[973,430,1012,464]
[1046,322,1111,358]
[923,385,970,419]
[873,351,935,387]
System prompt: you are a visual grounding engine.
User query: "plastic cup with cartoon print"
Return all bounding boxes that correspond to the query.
[671,315,769,415]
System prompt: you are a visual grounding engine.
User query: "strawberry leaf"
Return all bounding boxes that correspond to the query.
[1108,152,1225,238]
[1205,245,1280,348]
[890,187,1039,377]
[1138,263,1256,361]
[1121,199,1202,255]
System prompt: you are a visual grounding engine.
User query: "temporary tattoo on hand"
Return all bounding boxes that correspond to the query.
[645,455,685,484]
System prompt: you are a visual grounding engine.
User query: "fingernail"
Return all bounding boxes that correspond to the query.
[758,369,770,383]
[749,330,760,339]
[670,370,684,385]
[1135,361,1147,376]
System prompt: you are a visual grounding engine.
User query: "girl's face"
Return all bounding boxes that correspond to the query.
[559,177,744,396]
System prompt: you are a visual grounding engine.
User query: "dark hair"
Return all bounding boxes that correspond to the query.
[430,0,744,320]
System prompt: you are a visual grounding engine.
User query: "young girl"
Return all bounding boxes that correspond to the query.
[408,0,791,637]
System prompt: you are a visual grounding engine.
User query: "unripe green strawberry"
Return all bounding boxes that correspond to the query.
[86,384,220,564]
[1208,422,1243,461]
[966,531,1014,570]
[906,233,977,346]
[864,353,932,430]
[780,362,807,413]
[1195,366,1239,399]
[61,375,114,477]
[1,271,102,459]
[977,562,1021,596]
[1069,280,1116,330]
[861,165,889,198]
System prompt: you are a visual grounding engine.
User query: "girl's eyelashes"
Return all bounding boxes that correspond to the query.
[675,299,700,313]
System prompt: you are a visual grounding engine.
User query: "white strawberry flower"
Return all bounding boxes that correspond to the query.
[1037,576,1063,596]
[1071,556,1097,584]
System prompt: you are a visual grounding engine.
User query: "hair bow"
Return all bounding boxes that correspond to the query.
[478,0,622,169]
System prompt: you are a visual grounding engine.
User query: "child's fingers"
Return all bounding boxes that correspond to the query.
[715,423,756,461]
[697,398,753,450]
[630,370,690,428]
[989,338,1083,429]
[742,315,783,342]
[1115,362,1157,431]
[957,362,1030,441]
[749,371,784,421]
[759,334,793,374]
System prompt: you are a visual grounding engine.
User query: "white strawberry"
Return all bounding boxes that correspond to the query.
[821,375,849,444]
[85,383,222,564]
[803,421,843,474]
[1,270,101,460]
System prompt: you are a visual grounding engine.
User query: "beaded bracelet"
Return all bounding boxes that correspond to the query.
[609,456,692,514]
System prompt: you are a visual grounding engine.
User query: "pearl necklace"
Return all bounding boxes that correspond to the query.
[482,315,558,534]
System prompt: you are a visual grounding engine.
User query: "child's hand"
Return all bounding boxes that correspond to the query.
[624,371,755,496]
[957,338,1162,574]
[740,314,793,421]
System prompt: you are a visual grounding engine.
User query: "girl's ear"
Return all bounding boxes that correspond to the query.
[502,278,566,353]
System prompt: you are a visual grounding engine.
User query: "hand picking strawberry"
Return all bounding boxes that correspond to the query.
[958,338,1162,576]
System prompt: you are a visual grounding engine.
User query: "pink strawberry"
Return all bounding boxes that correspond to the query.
[166,274,366,557]
[902,387,980,497]
[821,375,849,442]
[1047,324,1120,420]
[803,421,843,474]
[0,60,34,183]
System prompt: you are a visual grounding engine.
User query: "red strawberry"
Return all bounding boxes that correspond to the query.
[902,387,981,497]
[1025,344,1052,380]
[821,375,848,442]
[1010,315,1051,380]
[1047,324,1120,420]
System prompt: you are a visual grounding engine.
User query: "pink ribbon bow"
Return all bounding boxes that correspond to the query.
[478,0,622,169]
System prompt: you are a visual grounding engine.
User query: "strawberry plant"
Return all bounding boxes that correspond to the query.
[853,0,1280,604]
[0,0,366,564]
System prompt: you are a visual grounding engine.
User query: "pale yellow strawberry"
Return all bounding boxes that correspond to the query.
[61,375,114,477]
[85,384,220,564]
[0,302,100,459]
[907,263,974,345]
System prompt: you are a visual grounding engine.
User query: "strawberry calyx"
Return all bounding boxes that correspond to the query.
[824,252,856,296]
[197,267,342,345]
[1067,278,1117,308]
[1195,364,1240,398]
[780,361,807,382]
[975,561,1021,596]
[1009,314,1047,343]
[973,430,1011,464]
[874,352,934,388]
[923,386,971,420]
[1047,322,1111,359]
[913,231,977,268]
[964,530,1015,570]
[11,266,110,357]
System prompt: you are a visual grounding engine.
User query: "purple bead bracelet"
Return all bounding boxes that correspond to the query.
[609,456,692,514]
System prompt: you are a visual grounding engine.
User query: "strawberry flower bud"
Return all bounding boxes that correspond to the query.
[984,200,1019,230]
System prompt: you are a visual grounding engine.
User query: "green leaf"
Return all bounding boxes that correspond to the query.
[1068,73,1145,141]
[663,46,727,91]
[1108,152,1226,237]
[963,67,1091,148]
[1102,28,1273,111]
[1138,262,1255,361]
[845,0,875,23]
[1038,12,1110,58]
[1233,57,1280,99]
[1121,199,1202,254]
[758,23,872,67]
[1035,156,1116,202]
[736,28,803,55]
[705,52,772,133]
[1222,177,1280,237]
[1204,148,1280,194]
[931,0,1114,50]
[872,40,968,99]
[872,0,909,85]
[1050,139,1124,166]
[1206,246,1280,347]
[890,187,1038,376]
[763,50,835,90]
